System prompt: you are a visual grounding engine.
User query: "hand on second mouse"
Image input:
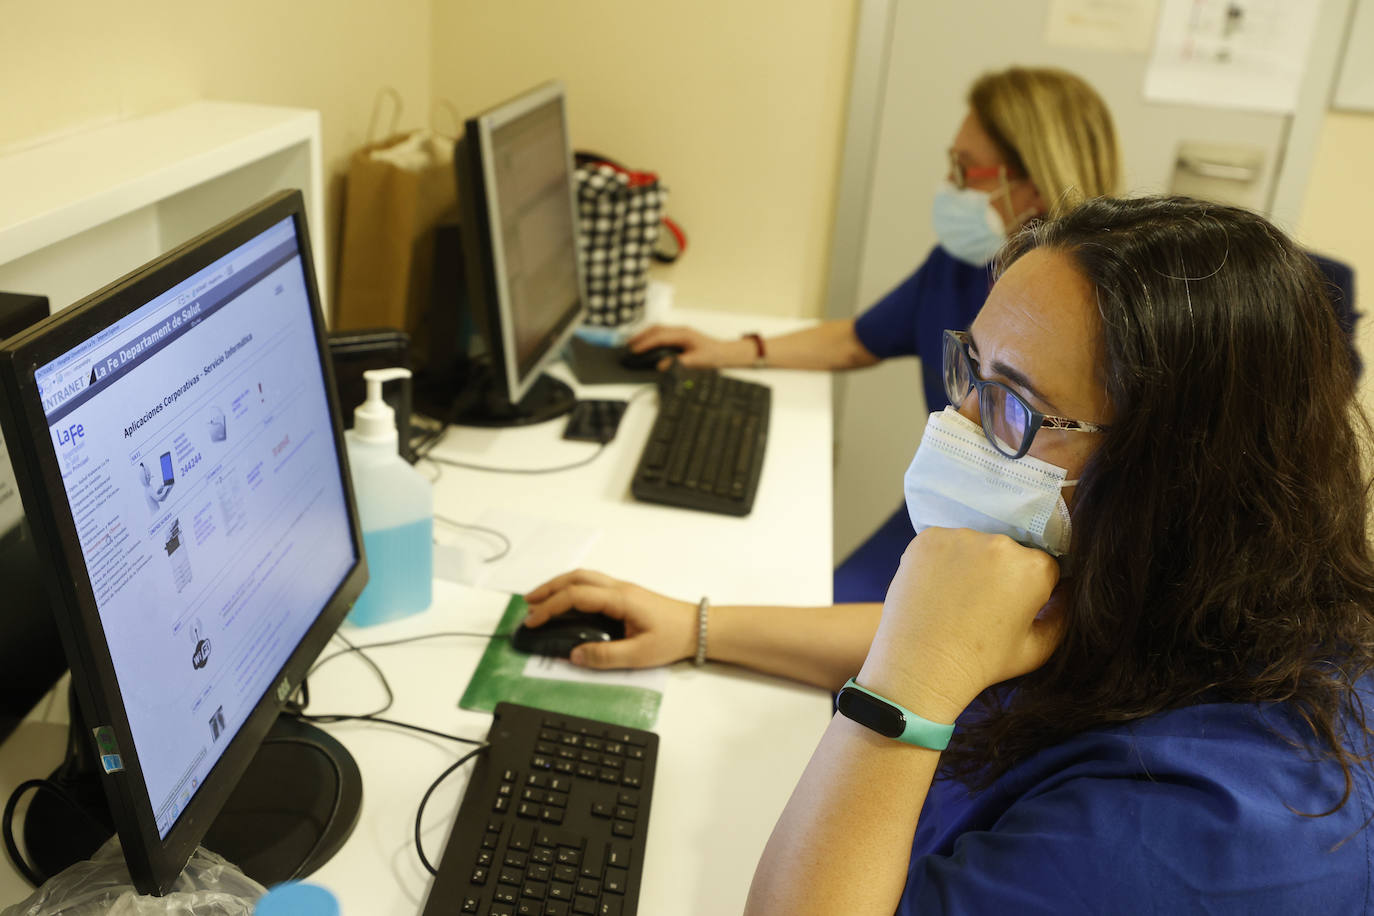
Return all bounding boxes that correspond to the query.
[524,569,698,669]
[626,325,754,370]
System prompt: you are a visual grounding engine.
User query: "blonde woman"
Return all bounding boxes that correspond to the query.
[630,66,1122,601]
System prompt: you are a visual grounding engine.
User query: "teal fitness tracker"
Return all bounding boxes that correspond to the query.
[836,678,956,750]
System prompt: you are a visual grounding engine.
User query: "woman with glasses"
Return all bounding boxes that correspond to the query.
[528,196,1374,909]
[627,66,1122,602]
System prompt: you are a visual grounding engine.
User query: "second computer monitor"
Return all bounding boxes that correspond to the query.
[447,80,587,426]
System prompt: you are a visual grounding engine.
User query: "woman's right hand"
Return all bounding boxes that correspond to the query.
[626,324,752,370]
[523,569,698,669]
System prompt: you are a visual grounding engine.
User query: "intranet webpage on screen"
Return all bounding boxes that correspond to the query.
[40,230,354,838]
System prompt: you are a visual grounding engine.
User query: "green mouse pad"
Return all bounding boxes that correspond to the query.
[459,595,663,730]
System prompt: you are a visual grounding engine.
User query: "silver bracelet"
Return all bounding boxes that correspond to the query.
[693,596,710,666]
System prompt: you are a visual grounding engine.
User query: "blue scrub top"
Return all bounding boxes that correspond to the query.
[898,684,1374,913]
[853,246,992,413]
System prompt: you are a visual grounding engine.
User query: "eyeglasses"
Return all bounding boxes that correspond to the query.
[943,329,1108,459]
[948,148,1009,190]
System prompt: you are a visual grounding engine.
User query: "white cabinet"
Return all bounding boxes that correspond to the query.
[0,101,324,316]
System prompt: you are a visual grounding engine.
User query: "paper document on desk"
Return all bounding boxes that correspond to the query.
[434,507,600,594]
[461,596,663,729]
[522,654,667,691]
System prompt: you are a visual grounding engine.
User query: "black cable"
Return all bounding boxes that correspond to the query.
[2,777,107,887]
[414,744,490,876]
[308,630,512,678]
[433,517,512,562]
[258,734,344,882]
[295,631,499,744]
[291,712,485,746]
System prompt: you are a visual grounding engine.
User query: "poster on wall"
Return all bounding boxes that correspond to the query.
[1143,0,1321,113]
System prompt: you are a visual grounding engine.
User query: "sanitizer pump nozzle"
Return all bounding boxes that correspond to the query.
[353,367,410,446]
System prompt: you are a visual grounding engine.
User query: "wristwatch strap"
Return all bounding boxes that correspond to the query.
[837,677,956,750]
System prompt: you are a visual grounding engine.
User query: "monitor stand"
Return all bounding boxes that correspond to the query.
[419,358,577,428]
[20,689,362,889]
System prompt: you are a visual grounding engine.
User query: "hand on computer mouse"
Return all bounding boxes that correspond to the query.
[617,344,684,371]
[523,569,697,669]
[626,325,752,370]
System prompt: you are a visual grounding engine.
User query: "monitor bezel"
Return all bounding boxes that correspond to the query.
[0,190,368,895]
[465,79,588,405]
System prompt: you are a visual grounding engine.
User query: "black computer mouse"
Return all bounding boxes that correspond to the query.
[511,610,626,658]
[618,344,684,371]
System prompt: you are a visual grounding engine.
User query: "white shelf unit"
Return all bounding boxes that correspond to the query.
[0,101,324,316]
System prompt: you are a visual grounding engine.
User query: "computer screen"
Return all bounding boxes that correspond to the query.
[0,190,367,894]
[441,80,586,426]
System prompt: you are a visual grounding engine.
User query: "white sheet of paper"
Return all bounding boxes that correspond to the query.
[1044,0,1159,53]
[432,507,601,594]
[521,653,669,691]
[1144,0,1320,114]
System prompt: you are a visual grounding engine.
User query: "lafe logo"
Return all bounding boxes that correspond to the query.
[53,422,85,448]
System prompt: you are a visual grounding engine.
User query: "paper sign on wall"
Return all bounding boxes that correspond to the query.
[1045,0,1161,53]
[1144,0,1321,114]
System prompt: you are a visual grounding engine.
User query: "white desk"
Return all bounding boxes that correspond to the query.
[0,308,836,914]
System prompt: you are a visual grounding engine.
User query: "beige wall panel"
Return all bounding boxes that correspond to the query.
[431,0,858,319]
[0,0,433,304]
[1295,111,1374,415]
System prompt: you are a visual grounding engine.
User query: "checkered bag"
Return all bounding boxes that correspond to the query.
[574,153,684,327]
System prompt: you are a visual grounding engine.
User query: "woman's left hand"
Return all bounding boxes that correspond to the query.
[858,527,1067,724]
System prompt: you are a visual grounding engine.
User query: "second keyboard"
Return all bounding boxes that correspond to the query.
[630,367,771,517]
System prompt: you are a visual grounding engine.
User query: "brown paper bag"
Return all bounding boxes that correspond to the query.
[334,129,457,334]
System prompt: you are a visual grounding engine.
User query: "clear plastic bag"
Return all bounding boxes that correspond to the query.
[2,836,266,916]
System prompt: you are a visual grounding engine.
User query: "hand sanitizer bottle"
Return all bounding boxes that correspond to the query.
[344,368,432,626]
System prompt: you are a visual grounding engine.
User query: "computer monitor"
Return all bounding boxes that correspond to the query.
[425,80,587,427]
[0,292,67,743]
[0,190,369,895]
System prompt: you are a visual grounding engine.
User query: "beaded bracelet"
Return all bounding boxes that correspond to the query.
[693,596,710,666]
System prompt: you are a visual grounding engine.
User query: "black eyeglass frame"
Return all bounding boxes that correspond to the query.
[943,329,1109,459]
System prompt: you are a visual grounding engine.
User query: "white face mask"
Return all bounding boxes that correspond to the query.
[931,179,1007,267]
[904,407,1076,556]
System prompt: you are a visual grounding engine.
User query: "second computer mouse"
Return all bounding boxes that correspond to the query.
[618,344,684,371]
[511,610,626,658]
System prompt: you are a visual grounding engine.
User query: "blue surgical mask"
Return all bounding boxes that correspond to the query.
[904,407,1075,556]
[931,179,1007,267]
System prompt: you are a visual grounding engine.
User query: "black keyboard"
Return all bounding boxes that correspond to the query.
[422,703,659,916]
[630,366,771,516]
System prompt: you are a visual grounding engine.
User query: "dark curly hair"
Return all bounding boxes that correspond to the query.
[940,196,1374,810]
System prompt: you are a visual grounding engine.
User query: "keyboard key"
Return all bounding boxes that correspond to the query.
[509,825,534,851]
[471,866,489,885]
[616,791,637,807]
[461,898,479,914]
[591,801,611,818]
[517,902,539,916]
[499,867,524,885]
[598,898,623,916]
[522,881,547,900]
[577,877,601,897]
[581,841,605,878]
[611,819,634,839]
[604,866,628,894]
[549,881,575,902]
[606,842,631,869]
[505,850,529,868]
[546,903,571,916]
[573,896,598,915]
[494,886,518,904]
